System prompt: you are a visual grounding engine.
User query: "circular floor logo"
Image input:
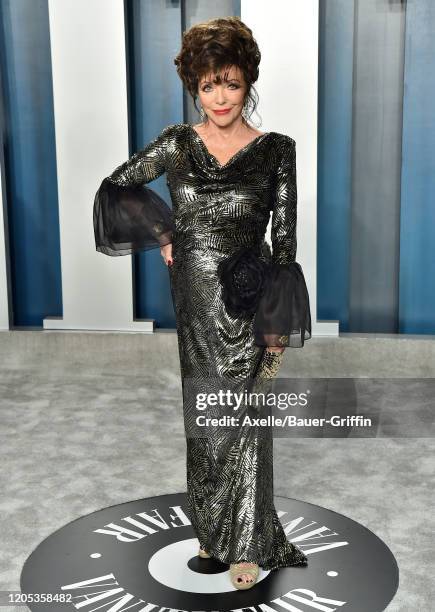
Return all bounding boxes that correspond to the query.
[21,492,398,611]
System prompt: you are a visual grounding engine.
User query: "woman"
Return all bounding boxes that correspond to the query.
[93,16,311,590]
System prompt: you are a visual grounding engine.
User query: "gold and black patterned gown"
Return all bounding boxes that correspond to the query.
[93,123,311,570]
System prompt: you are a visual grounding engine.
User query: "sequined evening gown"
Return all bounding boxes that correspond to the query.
[93,123,311,571]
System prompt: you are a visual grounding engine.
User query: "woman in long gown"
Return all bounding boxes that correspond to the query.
[93,16,311,589]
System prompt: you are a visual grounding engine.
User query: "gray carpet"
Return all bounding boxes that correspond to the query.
[0,330,433,611]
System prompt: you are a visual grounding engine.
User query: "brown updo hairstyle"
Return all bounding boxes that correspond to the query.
[174,16,262,126]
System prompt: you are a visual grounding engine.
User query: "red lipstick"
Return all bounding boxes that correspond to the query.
[213,108,231,115]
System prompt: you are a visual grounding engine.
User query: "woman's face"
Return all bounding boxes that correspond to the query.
[197,65,247,127]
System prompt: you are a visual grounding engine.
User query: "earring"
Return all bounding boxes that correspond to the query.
[199,106,206,121]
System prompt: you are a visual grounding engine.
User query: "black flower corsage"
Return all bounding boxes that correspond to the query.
[217,247,268,317]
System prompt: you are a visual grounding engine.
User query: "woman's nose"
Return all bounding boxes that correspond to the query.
[214,88,226,103]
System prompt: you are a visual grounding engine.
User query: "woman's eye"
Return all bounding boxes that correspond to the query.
[201,84,239,92]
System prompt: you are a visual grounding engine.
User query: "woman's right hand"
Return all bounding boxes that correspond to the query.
[160,243,173,266]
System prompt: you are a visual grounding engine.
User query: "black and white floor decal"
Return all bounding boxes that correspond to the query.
[20,492,399,611]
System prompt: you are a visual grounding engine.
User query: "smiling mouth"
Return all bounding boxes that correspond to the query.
[214,108,231,113]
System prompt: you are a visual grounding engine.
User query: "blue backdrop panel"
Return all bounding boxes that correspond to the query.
[127,0,183,328]
[317,0,355,331]
[0,0,61,326]
[348,0,405,333]
[399,0,435,334]
[128,0,241,329]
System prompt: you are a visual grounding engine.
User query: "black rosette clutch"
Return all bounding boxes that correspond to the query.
[217,247,312,348]
[216,247,268,318]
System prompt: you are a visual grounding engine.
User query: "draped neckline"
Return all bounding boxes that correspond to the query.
[187,123,271,170]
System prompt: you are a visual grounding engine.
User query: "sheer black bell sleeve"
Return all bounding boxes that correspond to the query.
[93,125,175,256]
[253,260,312,348]
[93,178,174,256]
[253,137,312,348]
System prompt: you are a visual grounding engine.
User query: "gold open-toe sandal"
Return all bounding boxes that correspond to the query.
[198,547,212,558]
[230,563,259,590]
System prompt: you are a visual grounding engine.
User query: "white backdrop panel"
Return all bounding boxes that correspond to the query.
[46,0,154,331]
[242,0,337,336]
